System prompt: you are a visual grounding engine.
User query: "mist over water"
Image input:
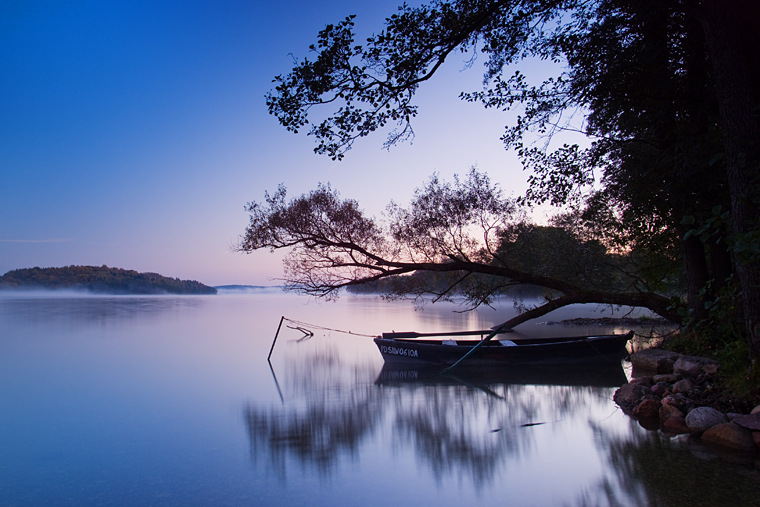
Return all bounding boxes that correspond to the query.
[0,293,757,506]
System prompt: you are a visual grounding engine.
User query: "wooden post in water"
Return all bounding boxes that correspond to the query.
[267,316,286,361]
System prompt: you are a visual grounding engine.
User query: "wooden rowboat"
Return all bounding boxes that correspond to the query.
[374,330,632,366]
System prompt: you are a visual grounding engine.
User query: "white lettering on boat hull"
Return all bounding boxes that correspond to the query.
[380,345,419,358]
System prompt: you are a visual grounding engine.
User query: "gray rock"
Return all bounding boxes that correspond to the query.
[630,349,681,373]
[751,405,760,415]
[672,378,693,394]
[686,406,727,434]
[701,422,757,452]
[732,413,760,431]
[653,373,682,383]
[673,355,719,377]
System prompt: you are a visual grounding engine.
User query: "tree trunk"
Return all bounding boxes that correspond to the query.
[680,225,710,321]
[707,235,733,294]
[699,0,760,364]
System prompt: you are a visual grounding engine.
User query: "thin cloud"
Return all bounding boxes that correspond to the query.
[0,239,74,243]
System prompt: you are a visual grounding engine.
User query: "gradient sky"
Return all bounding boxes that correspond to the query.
[1,0,561,286]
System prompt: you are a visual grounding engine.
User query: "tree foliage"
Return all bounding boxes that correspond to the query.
[260,0,760,354]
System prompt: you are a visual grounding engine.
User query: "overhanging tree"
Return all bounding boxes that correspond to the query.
[255,0,759,356]
[238,169,679,327]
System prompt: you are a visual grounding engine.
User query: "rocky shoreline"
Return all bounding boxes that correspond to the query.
[615,349,760,461]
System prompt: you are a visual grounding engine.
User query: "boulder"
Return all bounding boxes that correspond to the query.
[629,376,654,387]
[630,349,680,373]
[659,404,684,421]
[653,373,682,383]
[633,399,661,419]
[671,378,693,394]
[614,383,649,409]
[701,422,757,452]
[686,406,727,434]
[732,413,760,431]
[673,355,718,377]
[752,405,760,415]
[662,415,691,434]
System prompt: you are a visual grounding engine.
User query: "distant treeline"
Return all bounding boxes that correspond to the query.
[345,271,547,298]
[0,266,217,295]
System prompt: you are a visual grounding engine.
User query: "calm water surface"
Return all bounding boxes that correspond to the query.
[1,292,758,506]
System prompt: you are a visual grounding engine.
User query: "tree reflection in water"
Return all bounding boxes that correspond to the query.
[245,347,383,479]
[561,418,760,507]
[244,348,627,487]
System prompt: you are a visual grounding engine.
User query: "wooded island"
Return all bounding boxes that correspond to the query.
[0,266,217,295]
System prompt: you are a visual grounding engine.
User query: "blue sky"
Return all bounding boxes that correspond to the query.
[1,0,553,286]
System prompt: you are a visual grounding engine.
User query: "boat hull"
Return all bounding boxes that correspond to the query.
[373,332,631,366]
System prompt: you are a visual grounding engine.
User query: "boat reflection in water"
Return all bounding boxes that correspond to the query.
[375,362,628,388]
[244,347,626,488]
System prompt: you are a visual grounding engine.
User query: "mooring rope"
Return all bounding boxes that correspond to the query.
[281,317,377,338]
[267,316,377,361]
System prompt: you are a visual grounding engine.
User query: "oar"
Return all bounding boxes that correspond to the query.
[382,328,513,339]
[440,322,511,374]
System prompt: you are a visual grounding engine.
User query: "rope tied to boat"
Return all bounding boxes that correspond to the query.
[267,316,377,360]
[280,317,377,338]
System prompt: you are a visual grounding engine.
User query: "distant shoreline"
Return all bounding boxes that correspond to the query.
[0,266,217,295]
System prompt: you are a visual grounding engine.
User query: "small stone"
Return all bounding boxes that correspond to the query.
[751,405,760,415]
[633,399,661,419]
[651,383,668,396]
[732,413,760,431]
[701,422,757,452]
[614,383,649,409]
[686,406,727,434]
[653,374,682,383]
[661,395,685,411]
[726,412,743,421]
[662,415,691,434]
[660,404,684,421]
[672,378,693,394]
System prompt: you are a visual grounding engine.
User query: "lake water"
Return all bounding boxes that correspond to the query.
[1,292,758,506]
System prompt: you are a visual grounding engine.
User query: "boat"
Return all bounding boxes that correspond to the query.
[374,330,633,366]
